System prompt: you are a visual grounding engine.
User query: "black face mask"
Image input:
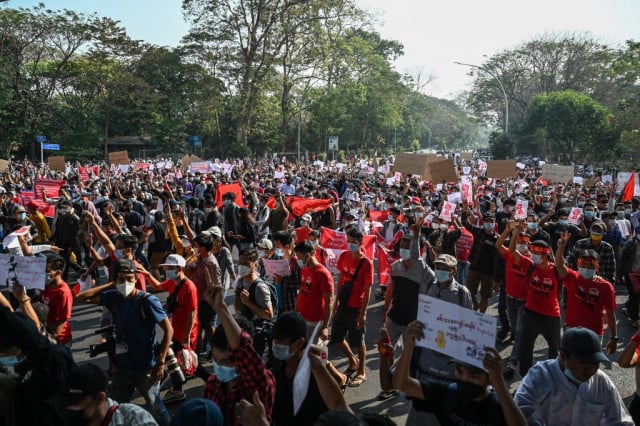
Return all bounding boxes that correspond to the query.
[456,380,486,402]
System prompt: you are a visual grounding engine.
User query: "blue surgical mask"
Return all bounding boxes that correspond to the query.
[578,267,596,280]
[309,240,318,247]
[399,248,411,260]
[531,254,543,265]
[297,259,306,268]
[275,248,285,257]
[237,265,251,277]
[435,270,451,283]
[212,361,238,383]
[483,223,494,231]
[584,211,595,219]
[617,211,625,219]
[542,202,550,209]
[348,243,359,253]
[415,212,423,219]
[558,219,568,227]
[166,269,178,280]
[527,222,538,231]
[516,244,528,253]
[45,272,54,283]
[114,249,124,260]
[272,342,294,361]
[18,212,26,220]
[0,355,23,367]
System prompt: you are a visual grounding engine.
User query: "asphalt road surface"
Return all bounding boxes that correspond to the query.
[67,282,639,425]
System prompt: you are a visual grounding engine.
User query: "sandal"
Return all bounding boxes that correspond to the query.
[343,363,359,378]
[378,389,399,401]
[348,375,367,387]
[339,374,351,393]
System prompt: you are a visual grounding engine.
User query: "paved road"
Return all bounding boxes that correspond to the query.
[67,283,638,424]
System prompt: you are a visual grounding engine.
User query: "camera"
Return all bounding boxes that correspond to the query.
[165,347,186,385]
[89,325,115,358]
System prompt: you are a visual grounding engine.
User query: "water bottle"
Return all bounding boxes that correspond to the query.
[317,338,329,365]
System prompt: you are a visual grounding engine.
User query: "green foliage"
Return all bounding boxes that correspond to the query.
[488,132,514,159]
[523,90,612,162]
[409,140,420,152]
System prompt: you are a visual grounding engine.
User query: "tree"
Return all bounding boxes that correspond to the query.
[489,131,514,159]
[523,90,611,162]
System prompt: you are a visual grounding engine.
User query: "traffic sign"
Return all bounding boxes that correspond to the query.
[188,135,202,147]
[36,135,46,143]
[42,143,60,151]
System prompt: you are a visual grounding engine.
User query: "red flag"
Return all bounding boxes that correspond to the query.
[369,210,389,223]
[290,198,333,217]
[214,183,246,208]
[622,171,636,202]
[266,195,295,209]
[376,244,396,286]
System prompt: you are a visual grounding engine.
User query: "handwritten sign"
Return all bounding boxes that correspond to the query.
[542,164,574,183]
[48,156,65,172]
[427,159,458,183]
[108,150,129,165]
[416,294,497,369]
[514,199,528,220]
[35,178,65,198]
[439,201,456,222]
[460,176,473,203]
[261,259,291,277]
[447,192,462,204]
[568,207,582,225]
[0,254,47,290]
[393,152,438,176]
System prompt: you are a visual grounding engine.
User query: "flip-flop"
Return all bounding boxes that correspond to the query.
[377,389,399,401]
[348,375,367,387]
[339,374,351,393]
[343,365,359,378]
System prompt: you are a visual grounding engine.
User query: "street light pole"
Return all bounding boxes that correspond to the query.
[455,61,509,136]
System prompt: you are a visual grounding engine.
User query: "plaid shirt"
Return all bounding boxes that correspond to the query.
[566,238,616,283]
[280,257,301,313]
[204,331,276,426]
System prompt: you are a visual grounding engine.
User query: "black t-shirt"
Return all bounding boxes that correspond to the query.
[271,361,328,426]
[412,380,506,426]
[388,275,420,325]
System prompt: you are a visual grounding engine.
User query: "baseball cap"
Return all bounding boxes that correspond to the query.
[113,258,137,275]
[301,213,312,222]
[49,363,109,407]
[256,238,273,250]
[270,312,307,342]
[160,254,186,268]
[15,205,25,213]
[411,196,421,205]
[433,254,457,269]
[172,398,223,426]
[207,226,222,239]
[560,327,608,363]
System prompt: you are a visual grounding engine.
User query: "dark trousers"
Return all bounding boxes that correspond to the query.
[518,309,561,377]
[498,281,509,333]
[623,274,639,321]
[629,393,640,425]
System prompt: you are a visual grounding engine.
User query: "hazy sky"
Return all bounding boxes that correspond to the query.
[7,0,640,99]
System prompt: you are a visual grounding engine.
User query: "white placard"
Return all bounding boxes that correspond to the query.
[274,171,285,179]
[261,259,291,277]
[447,192,462,204]
[514,199,528,220]
[568,207,582,225]
[293,322,321,415]
[516,162,525,169]
[460,176,473,203]
[439,201,456,222]
[602,175,613,185]
[462,166,471,175]
[0,254,47,290]
[573,176,583,185]
[416,294,497,369]
[385,177,395,186]
[77,274,93,292]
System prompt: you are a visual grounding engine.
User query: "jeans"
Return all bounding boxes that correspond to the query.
[518,309,561,377]
[623,274,639,321]
[109,367,170,426]
[506,297,525,363]
[457,261,470,286]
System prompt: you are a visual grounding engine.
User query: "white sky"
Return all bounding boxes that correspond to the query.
[7,0,640,99]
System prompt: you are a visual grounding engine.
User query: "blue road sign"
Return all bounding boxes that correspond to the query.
[188,135,202,147]
[36,135,46,143]
[42,143,60,150]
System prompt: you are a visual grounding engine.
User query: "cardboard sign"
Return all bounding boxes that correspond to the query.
[48,156,65,171]
[541,164,574,184]
[460,152,473,161]
[427,159,458,183]
[486,160,516,179]
[261,259,291,277]
[108,150,129,165]
[416,294,497,369]
[514,199,528,220]
[0,253,47,290]
[568,207,582,225]
[393,152,438,176]
[0,159,9,172]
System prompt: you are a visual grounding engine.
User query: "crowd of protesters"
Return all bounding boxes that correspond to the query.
[0,153,639,425]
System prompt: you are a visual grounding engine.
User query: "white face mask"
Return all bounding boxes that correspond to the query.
[257,250,266,258]
[116,281,135,297]
[237,265,252,277]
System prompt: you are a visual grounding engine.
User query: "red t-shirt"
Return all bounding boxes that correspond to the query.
[518,256,561,317]
[109,253,146,291]
[295,227,312,244]
[337,251,374,309]
[296,263,334,322]
[563,269,615,335]
[501,250,528,300]
[160,278,199,346]
[455,228,474,262]
[41,281,73,345]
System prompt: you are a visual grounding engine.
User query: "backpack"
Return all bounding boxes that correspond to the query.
[248,278,279,322]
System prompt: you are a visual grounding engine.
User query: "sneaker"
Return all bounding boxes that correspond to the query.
[163,389,186,404]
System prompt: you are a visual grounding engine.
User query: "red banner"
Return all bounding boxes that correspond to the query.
[21,191,55,218]
[214,183,246,208]
[34,178,64,199]
[290,198,332,217]
[377,244,397,286]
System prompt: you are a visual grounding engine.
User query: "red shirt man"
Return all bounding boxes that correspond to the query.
[41,257,74,345]
[295,241,334,336]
